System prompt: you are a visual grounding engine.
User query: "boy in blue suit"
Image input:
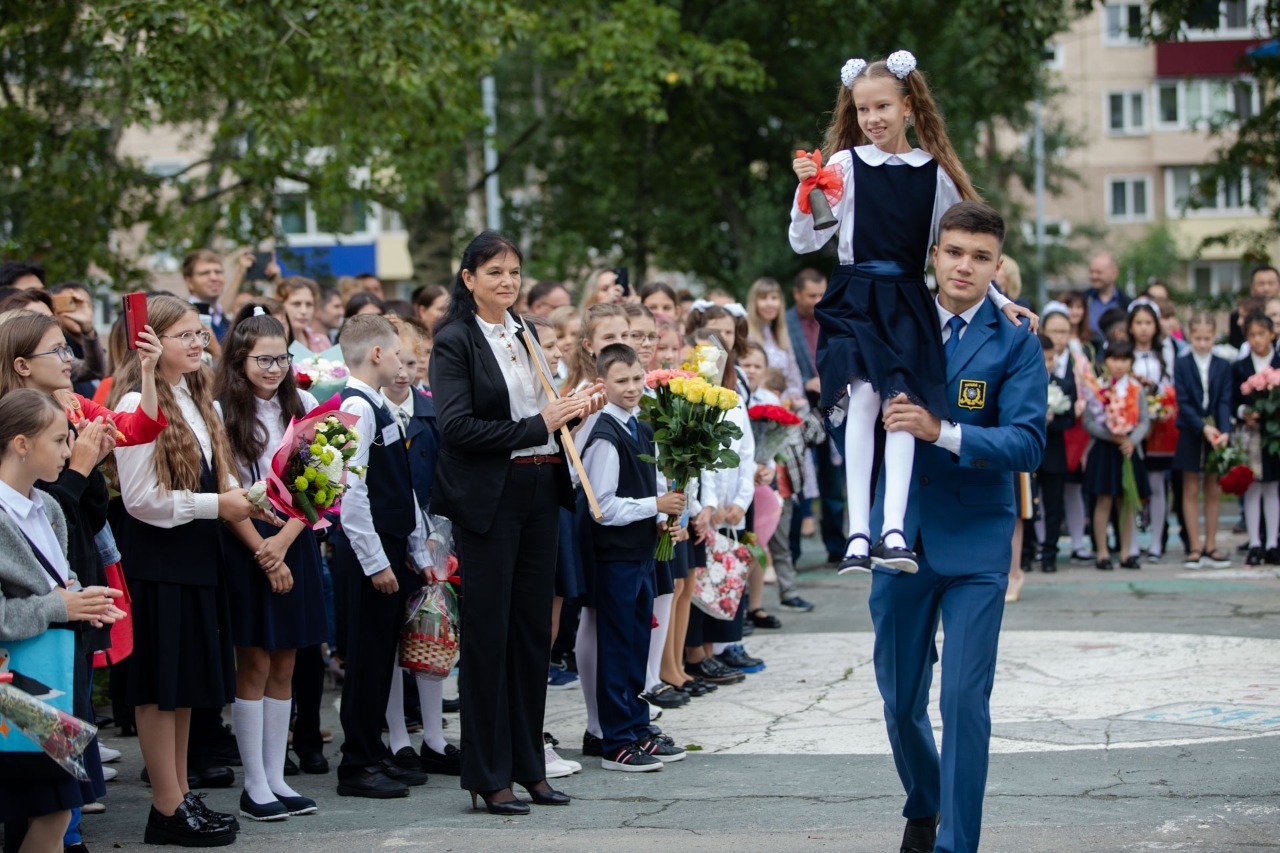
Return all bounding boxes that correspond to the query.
[868,202,1046,853]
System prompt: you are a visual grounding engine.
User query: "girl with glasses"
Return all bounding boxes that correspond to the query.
[213,312,326,822]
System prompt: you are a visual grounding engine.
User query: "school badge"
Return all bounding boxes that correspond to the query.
[958,379,986,410]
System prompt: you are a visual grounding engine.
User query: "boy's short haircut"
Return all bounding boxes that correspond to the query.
[1153,296,1177,322]
[1097,306,1129,337]
[1038,332,1055,351]
[339,314,397,365]
[763,367,787,393]
[742,340,766,360]
[1102,339,1135,361]
[596,342,640,378]
[937,201,1006,248]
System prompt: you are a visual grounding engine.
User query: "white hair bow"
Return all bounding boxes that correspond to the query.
[689,298,718,314]
[1041,300,1070,320]
[252,306,266,317]
[1128,297,1161,319]
[886,50,917,80]
[723,302,747,319]
[841,58,867,89]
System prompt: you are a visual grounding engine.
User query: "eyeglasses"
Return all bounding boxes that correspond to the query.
[627,333,660,344]
[160,330,212,348]
[27,346,75,363]
[248,354,293,370]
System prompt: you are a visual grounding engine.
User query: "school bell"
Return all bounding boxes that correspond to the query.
[809,188,837,230]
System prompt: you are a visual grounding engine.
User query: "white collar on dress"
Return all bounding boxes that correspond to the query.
[855,145,934,168]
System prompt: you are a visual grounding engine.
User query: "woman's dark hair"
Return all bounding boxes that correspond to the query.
[1060,290,1092,342]
[344,291,385,319]
[413,283,448,311]
[382,299,415,319]
[637,281,677,308]
[213,314,306,467]
[1126,302,1167,382]
[1102,339,1135,362]
[0,288,54,314]
[436,231,523,334]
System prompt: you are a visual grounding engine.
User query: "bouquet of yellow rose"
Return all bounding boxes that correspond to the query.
[640,356,743,560]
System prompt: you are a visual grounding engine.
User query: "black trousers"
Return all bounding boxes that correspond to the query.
[290,644,325,756]
[336,532,413,774]
[455,462,559,792]
[1039,471,1067,566]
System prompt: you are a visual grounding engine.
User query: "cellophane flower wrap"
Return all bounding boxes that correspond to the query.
[0,677,97,780]
[692,531,749,620]
[1208,433,1254,496]
[640,357,743,561]
[293,356,349,402]
[1047,382,1072,417]
[399,517,460,680]
[246,394,367,528]
[749,404,802,464]
[1087,373,1143,512]
[1241,365,1280,457]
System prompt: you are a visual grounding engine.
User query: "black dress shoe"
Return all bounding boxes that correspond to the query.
[379,758,428,786]
[237,790,288,822]
[390,746,420,771]
[143,766,235,789]
[582,730,603,757]
[184,792,240,833]
[470,788,531,815]
[442,697,461,713]
[419,743,462,775]
[274,793,318,816]
[1041,562,1058,573]
[143,802,236,847]
[295,749,329,774]
[336,767,409,799]
[518,780,571,805]
[901,813,940,853]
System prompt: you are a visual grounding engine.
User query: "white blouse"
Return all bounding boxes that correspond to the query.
[115,378,233,529]
[474,313,557,458]
[226,390,320,487]
[0,482,70,588]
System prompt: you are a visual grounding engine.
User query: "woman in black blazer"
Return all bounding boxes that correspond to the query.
[429,231,603,815]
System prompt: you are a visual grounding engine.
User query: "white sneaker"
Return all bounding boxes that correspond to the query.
[544,744,575,778]
[101,766,118,782]
[98,743,122,763]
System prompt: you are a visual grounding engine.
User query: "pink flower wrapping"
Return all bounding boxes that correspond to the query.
[262,393,362,529]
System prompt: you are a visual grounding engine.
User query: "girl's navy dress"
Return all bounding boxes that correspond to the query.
[814,154,950,421]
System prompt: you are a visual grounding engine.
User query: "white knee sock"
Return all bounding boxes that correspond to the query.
[1262,482,1280,549]
[1065,483,1087,550]
[1245,483,1263,547]
[880,428,915,551]
[233,698,273,803]
[263,696,301,799]
[414,676,446,753]
[1147,471,1167,556]
[711,642,730,655]
[385,659,411,754]
[646,594,672,692]
[576,609,601,738]
[842,381,880,558]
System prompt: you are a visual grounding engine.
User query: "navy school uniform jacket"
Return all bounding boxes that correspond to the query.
[403,389,440,513]
[1172,351,1233,469]
[1040,364,1077,475]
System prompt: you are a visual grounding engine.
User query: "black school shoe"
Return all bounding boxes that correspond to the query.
[336,766,409,799]
[836,533,873,575]
[1096,558,1114,571]
[142,766,235,790]
[144,802,236,847]
[419,743,462,776]
[640,684,690,709]
[871,530,919,573]
[582,731,603,757]
[1246,546,1265,566]
[238,790,287,822]
[295,749,329,774]
[389,746,420,771]
[379,758,428,786]
[601,742,663,772]
[685,658,744,685]
[900,813,941,853]
[1267,547,1280,565]
[184,792,239,833]
[1119,556,1142,570]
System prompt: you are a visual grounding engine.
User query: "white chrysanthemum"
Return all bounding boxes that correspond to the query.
[886,50,917,80]
[840,58,866,89]
[246,480,272,512]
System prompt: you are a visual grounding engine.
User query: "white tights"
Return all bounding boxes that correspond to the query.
[646,593,672,692]
[576,608,601,738]
[842,380,912,557]
[1065,482,1088,551]
[385,656,447,754]
[1244,481,1280,548]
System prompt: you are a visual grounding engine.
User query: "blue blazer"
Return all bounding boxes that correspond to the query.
[870,299,1046,576]
[784,306,816,384]
[404,389,440,513]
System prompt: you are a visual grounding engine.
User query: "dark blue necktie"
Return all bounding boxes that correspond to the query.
[627,415,640,443]
[943,315,967,362]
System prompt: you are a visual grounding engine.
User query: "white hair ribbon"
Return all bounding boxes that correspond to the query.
[723,302,748,319]
[1128,297,1161,319]
[689,298,718,314]
[1041,300,1070,320]
[841,58,867,89]
[885,50,917,80]
[252,306,266,317]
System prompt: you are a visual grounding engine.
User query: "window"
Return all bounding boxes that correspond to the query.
[277,193,308,235]
[1107,90,1147,134]
[1166,166,1268,215]
[1189,260,1243,297]
[1107,176,1152,222]
[1155,78,1259,129]
[1183,0,1263,38]
[1044,42,1065,71]
[1019,219,1072,245]
[1104,3,1145,44]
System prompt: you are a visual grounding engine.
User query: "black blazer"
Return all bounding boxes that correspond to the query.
[429,311,575,534]
[1041,367,1077,474]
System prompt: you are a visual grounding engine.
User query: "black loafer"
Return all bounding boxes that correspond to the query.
[336,767,409,799]
[582,731,603,757]
[1120,556,1142,570]
[872,529,919,573]
[389,746,419,771]
[836,533,873,575]
[749,609,783,629]
[901,813,940,853]
[379,758,428,786]
[295,749,329,774]
[143,803,236,847]
[419,743,462,776]
[640,684,690,709]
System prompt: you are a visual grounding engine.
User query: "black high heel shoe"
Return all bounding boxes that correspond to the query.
[517,780,571,806]
[469,788,531,816]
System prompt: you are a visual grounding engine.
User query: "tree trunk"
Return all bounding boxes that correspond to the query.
[404,167,457,288]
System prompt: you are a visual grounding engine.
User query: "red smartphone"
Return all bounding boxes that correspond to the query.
[123,292,148,350]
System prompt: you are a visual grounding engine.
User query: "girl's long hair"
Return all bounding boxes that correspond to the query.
[745,278,789,352]
[822,59,979,202]
[563,303,628,391]
[109,294,237,493]
[1126,303,1168,384]
[1060,290,1093,343]
[213,314,306,469]
[435,231,524,336]
[0,312,60,397]
[684,303,749,361]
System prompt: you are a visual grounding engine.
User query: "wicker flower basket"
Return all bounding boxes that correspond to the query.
[398,632,458,680]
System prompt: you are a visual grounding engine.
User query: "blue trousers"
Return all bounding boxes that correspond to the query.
[868,555,1007,853]
[594,559,655,752]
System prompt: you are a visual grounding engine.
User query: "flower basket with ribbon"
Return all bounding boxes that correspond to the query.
[398,517,460,680]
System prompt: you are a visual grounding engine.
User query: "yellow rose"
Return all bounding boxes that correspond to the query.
[686,386,705,404]
[719,389,738,409]
[703,386,721,406]
[669,376,685,394]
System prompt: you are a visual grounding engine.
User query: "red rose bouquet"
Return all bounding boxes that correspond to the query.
[1208,436,1254,496]
[748,404,802,465]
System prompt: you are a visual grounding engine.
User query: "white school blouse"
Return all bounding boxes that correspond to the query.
[0,482,70,589]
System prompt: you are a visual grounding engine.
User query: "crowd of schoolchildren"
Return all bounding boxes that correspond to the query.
[0,248,1275,850]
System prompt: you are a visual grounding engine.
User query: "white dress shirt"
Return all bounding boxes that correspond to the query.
[932,297,988,455]
[338,376,430,577]
[0,482,70,588]
[473,313,558,458]
[580,402,662,526]
[698,386,756,531]
[788,145,1011,310]
[224,389,320,487]
[1192,350,1213,409]
[115,379,231,528]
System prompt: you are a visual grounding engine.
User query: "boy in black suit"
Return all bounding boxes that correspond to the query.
[580,344,687,772]
[1038,333,1076,572]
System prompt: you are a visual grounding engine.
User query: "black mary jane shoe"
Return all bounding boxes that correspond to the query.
[872,529,919,574]
[749,609,783,629]
[518,781,571,806]
[836,533,873,575]
[470,788,531,815]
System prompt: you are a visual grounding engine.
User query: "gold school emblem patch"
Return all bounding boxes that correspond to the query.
[958,380,986,410]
